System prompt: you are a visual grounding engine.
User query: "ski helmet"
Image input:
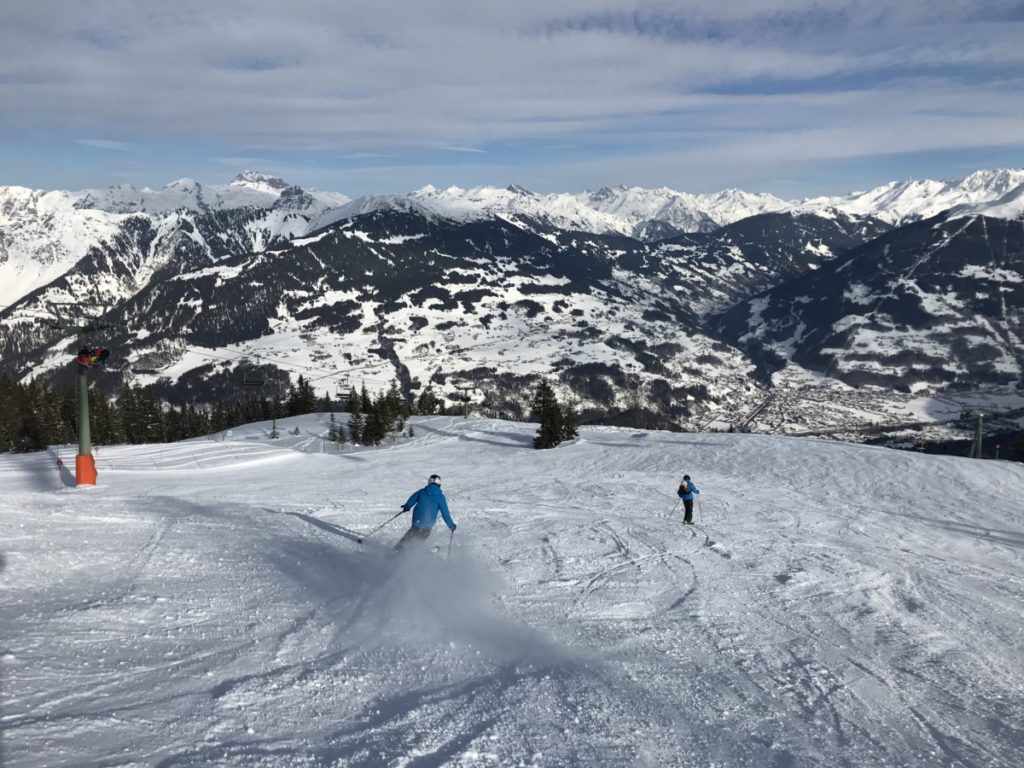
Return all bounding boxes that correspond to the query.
[428,474,442,486]
[683,474,690,481]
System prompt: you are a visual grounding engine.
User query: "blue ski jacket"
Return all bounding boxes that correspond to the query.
[403,484,455,531]
[678,480,700,501]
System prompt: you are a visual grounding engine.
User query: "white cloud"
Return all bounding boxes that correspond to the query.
[1,2,1022,192]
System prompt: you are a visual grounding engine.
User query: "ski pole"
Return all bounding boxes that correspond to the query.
[698,497,704,524]
[447,528,455,560]
[670,499,680,518]
[357,509,405,544]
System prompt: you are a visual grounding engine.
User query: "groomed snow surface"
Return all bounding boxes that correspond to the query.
[2,416,1023,767]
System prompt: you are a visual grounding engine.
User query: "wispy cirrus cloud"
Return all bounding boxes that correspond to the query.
[75,138,133,152]
[1,1,1021,195]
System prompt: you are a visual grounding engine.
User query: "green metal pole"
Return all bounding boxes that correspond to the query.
[76,360,97,485]
[78,366,92,456]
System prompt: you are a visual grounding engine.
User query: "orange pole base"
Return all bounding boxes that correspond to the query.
[76,454,97,486]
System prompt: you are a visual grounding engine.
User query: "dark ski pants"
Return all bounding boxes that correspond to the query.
[394,526,432,551]
[683,499,694,524]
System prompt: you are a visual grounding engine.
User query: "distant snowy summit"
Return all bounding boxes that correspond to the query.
[312,182,792,238]
[59,171,350,215]
[311,168,1024,239]
[798,168,1024,224]
[230,170,291,194]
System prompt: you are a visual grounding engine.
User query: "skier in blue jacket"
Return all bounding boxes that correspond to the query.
[395,474,456,550]
[677,474,700,525]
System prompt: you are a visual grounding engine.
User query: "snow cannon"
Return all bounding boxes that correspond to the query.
[75,347,110,368]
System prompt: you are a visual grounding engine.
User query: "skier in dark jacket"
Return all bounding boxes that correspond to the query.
[395,474,456,550]
[677,474,700,525]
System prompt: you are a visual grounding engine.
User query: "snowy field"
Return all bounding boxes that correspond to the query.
[2,415,1023,767]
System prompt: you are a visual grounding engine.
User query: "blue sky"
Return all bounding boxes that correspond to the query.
[1,1,1022,197]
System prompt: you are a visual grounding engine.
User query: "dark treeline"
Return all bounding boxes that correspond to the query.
[0,374,428,453]
[339,381,412,446]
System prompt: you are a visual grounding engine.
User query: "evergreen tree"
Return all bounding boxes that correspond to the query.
[210,400,230,436]
[363,405,386,445]
[286,375,317,416]
[348,394,365,445]
[90,387,123,445]
[59,386,78,443]
[31,379,64,446]
[188,404,211,438]
[532,379,563,449]
[1013,436,1024,463]
[14,380,46,451]
[345,387,359,413]
[138,388,166,443]
[303,378,318,414]
[118,387,141,443]
[0,375,15,451]
[327,411,349,444]
[269,396,283,438]
[417,385,439,415]
[164,406,185,443]
[560,397,579,442]
[385,380,405,431]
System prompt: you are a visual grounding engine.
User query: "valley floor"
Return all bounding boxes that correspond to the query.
[2,416,1023,767]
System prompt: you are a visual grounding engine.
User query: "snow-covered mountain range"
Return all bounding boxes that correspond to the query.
[799,169,1024,224]
[311,184,795,239]
[0,172,349,307]
[4,167,1021,308]
[314,168,1024,238]
[2,167,1023,437]
[71,170,350,215]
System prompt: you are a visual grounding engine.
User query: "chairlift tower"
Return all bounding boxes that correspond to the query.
[966,409,987,459]
[241,372,279,439]
[48,302,114,486]
[454,383,474,417]
[335,376,351,409]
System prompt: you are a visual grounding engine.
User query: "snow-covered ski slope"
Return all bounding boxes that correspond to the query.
[2,415,1022,767]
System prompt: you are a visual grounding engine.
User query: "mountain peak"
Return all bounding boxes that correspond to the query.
[166,177,200,189]
[958,168,1024,194]
[591,185,627,199]
[230,170,290,192]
